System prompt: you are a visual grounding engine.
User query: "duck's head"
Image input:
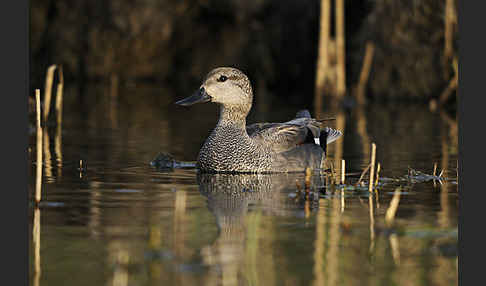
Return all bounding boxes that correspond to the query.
[176,67,253,114]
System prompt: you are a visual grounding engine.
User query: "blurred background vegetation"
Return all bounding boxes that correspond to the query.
[30,0,458,107]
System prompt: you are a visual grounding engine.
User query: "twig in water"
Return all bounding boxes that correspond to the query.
[433,163,438,187]
[357,164,371,186]
[374,162,381,187]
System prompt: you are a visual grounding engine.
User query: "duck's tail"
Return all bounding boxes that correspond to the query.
[319,127,342,154]
[294,109,342,153]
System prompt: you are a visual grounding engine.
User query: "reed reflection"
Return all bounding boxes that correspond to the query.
[197,172,319,286]
[32,207,41,286]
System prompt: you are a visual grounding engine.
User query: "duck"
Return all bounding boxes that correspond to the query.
[175,67,342,173]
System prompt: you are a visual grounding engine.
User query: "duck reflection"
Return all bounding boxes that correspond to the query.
[196,172,323,286]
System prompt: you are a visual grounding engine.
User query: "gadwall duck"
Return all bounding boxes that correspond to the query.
[175,67,342,173]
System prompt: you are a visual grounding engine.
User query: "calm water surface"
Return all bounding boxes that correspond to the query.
[29,84,458,286]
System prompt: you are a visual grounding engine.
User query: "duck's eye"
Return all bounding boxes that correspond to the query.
[217,75,228,82]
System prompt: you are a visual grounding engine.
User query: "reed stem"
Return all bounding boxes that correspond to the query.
[335,0,346,97]
[35,89,43,204]
[357,164,371,186]
[368,143,376,192]
[356,42,375,105]
[314,0,331,114]
[55,65,64,126]
[43,65,57,122]
[341,159,345,184]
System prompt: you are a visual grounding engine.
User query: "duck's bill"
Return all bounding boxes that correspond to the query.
[175,87,211,106]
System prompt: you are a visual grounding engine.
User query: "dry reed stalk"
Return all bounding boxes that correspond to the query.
[35,89,43,205]
[368,143,376,192]
[341,159,345,185]
[357,164,371,186]
[335,0,346,97]
[55,65,64,126]
[439,70,458,105]
[356,42,375,105]
[374,162,381,187]
[43,65,57,122]
[444,0,455,63]
[314,0,331,113]
[385,187,402,226]
[333,111,345,172]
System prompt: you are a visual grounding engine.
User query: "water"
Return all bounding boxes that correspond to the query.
[29,84,458,286]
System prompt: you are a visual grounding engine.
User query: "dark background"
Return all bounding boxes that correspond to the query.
[30,0,458,106]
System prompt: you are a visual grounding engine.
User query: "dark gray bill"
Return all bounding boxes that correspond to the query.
[175,87,211,106]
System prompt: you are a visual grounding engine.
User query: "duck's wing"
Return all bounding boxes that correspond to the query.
[249,120,320,153]
[246,122,280,136]
[248,109,342,154]
[246,109,314,136]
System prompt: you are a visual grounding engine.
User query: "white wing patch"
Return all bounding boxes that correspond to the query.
[314,137,320,145]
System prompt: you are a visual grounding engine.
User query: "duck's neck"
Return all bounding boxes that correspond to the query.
[216,105,248,130]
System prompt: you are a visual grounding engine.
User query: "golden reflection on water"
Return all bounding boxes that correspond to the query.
[32,207,41,286]
[326,195,342,286]
[312,198,327,286]
[43,129,53,180]
[369,190,375,254]
[108,242,130,286]
[198,173,285,286]
[54,124,62,178]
